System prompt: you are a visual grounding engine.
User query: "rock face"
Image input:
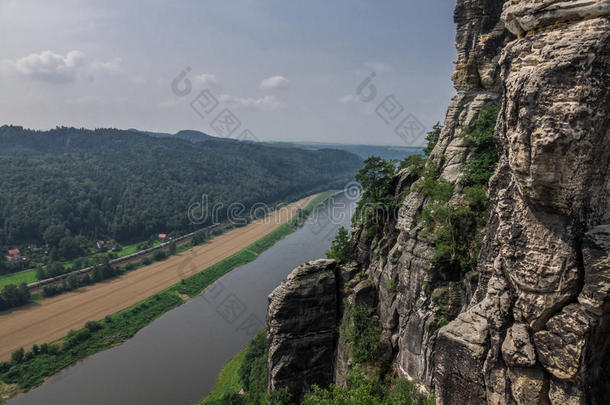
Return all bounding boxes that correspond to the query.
[266,260,340,401]
[434,1,610,404]
[266,1,609,403]
[343,0,513,392]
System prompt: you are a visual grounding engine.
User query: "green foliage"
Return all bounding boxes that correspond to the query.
[419,102,500,278]
[0,283,30,311]
[461,103,499,149]
[464,185,489,213]
[353,157,398,233]
[355,157,397,204]
[0,270,37,290]
[423,122,442,156]
[41,261,120,298]
[340,302,382,365]
[0,125,360,252]
[431,305,452,328]
[84,321,102,332]
[203,330,292,405]
[422,202,479,277]
[460,102,500,187]
[418,163,453,203]
[153,250,167,261]
[192,230,210,246]
[239,331,267,392]
[462,149,498,186]
[326,227,353,263]
[11,348,24,364]
[58,236,84,260]
[201,346,248,404]
[398,154,426,176]
[303,367,434,405]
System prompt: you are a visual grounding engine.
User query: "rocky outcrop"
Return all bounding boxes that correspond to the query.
[346,0,513,390]
[434,1,610,404]
[266,260,340,401]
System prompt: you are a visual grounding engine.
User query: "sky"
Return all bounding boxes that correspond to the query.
[0,0,457,146]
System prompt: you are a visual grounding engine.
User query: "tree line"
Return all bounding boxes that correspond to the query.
[0,125,361,265]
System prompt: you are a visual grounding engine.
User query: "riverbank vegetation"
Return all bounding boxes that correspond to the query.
[0,125,360,284]
[202,327,434,405]
[0,192,337,399]
[201,331,292,405]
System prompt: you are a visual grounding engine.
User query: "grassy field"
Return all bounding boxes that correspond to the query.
[0,191,337,399]
[200,345,248,404]
[0,240,165,290]
[0,270,37,290]
[200,330,269,405]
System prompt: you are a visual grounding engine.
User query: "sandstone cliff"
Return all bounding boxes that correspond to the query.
[266,1,609,403]
[435,1,610,404]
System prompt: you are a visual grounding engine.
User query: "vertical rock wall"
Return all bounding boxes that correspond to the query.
[267,260,340,401]
[349,0,511,390]
[435,1,610,404]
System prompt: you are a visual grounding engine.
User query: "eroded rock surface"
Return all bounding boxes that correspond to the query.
[266,260,340,401]
[435,1,610,403]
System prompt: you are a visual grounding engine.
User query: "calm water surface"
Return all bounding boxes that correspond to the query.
[9,193,355,405]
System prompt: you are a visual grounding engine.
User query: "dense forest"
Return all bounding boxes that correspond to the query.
[0,125,361,255]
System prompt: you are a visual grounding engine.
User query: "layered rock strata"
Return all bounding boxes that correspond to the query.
[435,1,610,403]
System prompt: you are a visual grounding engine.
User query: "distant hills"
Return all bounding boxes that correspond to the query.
[127,128,423,161]
[268,141,423,161]
[128,128,217,143]
[0,125,361,248]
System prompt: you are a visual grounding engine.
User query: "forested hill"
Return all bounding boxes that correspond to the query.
[0,125,361,249]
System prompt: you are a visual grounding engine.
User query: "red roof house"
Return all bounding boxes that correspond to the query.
[158,234,167,240]
[7,249,21,261]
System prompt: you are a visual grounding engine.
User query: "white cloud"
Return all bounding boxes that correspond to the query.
[220,94,282,110]
[193,73,219,88]
[8,50,122,84]
[339,94,358,104]
[14,50,85,83]
[259,75,289,90]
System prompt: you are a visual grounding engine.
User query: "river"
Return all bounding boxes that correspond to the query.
[8,192,356,405]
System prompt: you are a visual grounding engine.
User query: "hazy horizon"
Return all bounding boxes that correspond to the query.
[0,0,456,147]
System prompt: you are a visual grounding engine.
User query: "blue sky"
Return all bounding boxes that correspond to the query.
[0,0,457,146]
